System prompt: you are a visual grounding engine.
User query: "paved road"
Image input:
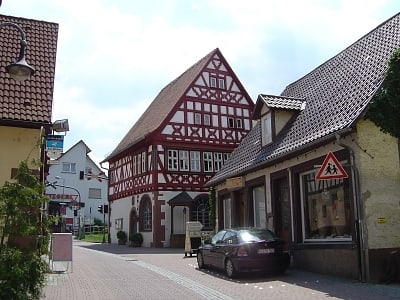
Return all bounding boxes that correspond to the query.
[42,240,400,300]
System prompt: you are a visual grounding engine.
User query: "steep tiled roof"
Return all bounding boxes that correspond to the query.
[105,48,220,160]
[207,13,400,186]
[0,14,58,127]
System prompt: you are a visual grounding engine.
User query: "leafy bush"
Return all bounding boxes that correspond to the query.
[0,160,51,299]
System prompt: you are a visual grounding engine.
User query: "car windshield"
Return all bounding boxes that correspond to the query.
[238,229,276,242]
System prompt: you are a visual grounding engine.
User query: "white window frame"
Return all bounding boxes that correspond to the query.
[137,153,142,174]
[88,188,101,199]
[218,78,225,89]
[214,152,223,171]
[62,162,76,173]
[194,113,202,125]
[168,150,178,171]
[141,151,146,173]
[133,156,137,176]
[203,152,213,172]
[190,151,200,172]
[204,114,211,126]
[253,186,266,227]
[210,76,217,88]
[179,150,189,171]
[261,113,272,146]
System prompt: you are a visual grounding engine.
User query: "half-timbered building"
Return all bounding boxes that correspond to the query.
[103,48,254,247]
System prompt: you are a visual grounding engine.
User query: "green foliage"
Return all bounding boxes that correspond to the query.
[0,247,49,300]
[367,48,400,138]
[208,187,216,230]
[129,232,143,243]
[116,230,127,242]
[0,160,51,299]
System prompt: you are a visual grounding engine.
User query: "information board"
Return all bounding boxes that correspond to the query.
[52,233,73,261]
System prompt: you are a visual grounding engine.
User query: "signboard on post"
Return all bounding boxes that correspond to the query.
[316,152,348,180]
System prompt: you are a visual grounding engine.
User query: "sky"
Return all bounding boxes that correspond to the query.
[1,0,399,167]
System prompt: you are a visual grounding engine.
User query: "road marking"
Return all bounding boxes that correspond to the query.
[133,260,234,300]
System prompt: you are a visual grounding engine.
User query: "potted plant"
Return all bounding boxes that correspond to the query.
[129,232,143,247]
[116,230,127,245]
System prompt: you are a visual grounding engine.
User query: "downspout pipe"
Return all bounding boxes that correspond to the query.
[335,134,367,282]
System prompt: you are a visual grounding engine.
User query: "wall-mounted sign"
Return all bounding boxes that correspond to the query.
[377,217,387,224]
[225,176,244,189]
[46,135,64,151]
[316,152,348,180]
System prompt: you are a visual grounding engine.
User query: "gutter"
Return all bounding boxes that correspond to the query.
[206,127,354,187]
[335,133,367,282]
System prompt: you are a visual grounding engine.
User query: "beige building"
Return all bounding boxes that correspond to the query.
[0,14,58,184]
[207,13,400,282]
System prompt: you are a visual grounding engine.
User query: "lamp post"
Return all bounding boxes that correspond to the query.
[0,22,35,81]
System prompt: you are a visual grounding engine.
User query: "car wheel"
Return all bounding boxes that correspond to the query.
[197,251,205,269]
[225,258,237,278]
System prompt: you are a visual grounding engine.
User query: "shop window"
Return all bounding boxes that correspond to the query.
[253,186,266,228]
[300,170,351,242]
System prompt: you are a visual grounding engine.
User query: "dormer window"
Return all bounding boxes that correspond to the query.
[261,112,272,146]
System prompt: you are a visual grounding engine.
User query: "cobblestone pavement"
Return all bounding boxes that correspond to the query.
[41,240,400,300]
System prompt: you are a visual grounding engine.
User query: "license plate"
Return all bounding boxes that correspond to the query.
[258,248,275,254]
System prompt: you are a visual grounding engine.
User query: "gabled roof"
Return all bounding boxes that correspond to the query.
[0,14,58,127]
[207,12,400,186]
[105,48,225,161]
[252,94,306,119]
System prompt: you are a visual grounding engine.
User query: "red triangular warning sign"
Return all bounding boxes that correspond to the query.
[316,152,348,180]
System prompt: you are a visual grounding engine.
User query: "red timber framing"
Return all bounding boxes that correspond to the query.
[104,48,254,247]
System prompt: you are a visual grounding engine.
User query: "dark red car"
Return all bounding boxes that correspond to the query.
[197,228,290,278]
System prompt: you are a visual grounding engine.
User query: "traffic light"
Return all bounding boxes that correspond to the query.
[97,205,103,214]
[103,204,109,214]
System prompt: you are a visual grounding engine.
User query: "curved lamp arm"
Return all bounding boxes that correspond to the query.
[0,21,35,81]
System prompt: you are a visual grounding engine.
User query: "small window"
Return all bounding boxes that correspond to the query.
[190,151,201,172]
[214,153,223,171]
[194,113,202,125]
[210,77,217,88]
[203,152,213,172]
[62,162,76,173]
[236,119,242,128]
[138,153,142,174]
[168,150,178,170]
[88,188,101,199]
[141,151,146,173]
[261,113,272,145]
[133,156,137,176]
[228,117,235,128]
[218,78,225,89]
[179,150,189,171]
[204,114,211,126]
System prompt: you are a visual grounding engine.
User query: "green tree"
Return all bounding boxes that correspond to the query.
[367,48,400,138]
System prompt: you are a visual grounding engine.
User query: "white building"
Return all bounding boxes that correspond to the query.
[45,140,108,234]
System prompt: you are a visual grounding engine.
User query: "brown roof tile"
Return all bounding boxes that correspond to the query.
[208,12,400,186]
[105,48,221,160]
[0,14,58,127]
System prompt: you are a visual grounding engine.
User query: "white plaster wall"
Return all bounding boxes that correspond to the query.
[109,196,132,244]
[356,119,400,249]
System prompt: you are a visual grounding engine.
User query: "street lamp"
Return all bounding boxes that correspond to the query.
[0,22,35,81]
